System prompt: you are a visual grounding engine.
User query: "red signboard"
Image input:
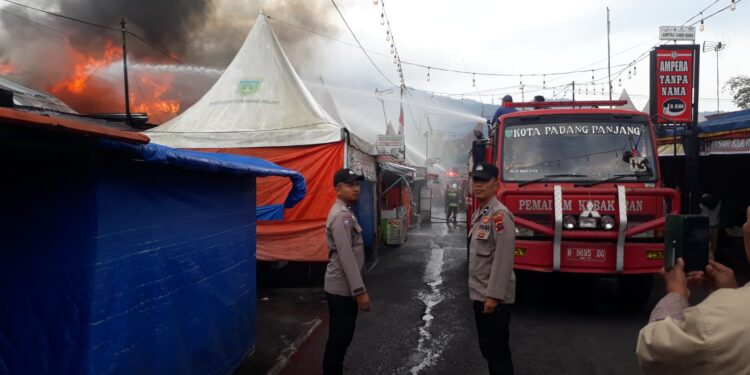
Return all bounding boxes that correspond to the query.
[653,47,695,123]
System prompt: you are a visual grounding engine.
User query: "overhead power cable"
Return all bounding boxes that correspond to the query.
[269,16,635,80]
[330,0,398,88]
[0,7,68,36]
[3,0,182,64]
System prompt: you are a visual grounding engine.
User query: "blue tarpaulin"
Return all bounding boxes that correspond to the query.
[0,123,305,375]
[352,181,376,248]
[256,204,284,220]
[699,109,750,134]
[660,109,750,137]
[98,140,306,209]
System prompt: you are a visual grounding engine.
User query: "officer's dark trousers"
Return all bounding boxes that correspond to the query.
[447,206,458,222]
[473,301,513,375]
[323,292,358,375]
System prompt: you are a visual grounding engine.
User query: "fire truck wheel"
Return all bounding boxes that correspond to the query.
[617,274,654,309]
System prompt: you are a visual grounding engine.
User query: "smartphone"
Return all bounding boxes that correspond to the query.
[664,215,709,273]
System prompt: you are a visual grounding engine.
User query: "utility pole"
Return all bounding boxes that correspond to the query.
[607,7,613,101]
[120,18,132,126]
[703,41,725,113]
[572,81,576,101]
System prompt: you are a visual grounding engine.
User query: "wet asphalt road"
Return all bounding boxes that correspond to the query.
[281,211,662,375]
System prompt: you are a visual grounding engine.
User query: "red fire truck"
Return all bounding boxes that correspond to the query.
[467,100,680,302]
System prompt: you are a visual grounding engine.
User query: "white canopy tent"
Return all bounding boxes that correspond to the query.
[147,11,344,148]
[146,11,379,262]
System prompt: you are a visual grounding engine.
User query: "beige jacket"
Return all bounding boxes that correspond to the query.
[324,199,366,297]
[636,283,750,375]
[468,196,516,303]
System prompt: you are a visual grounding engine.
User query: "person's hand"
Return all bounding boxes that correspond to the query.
[355,293,371,312]
[686,270,706,286]
[661,258,690,299]
[483,297,498,314]
[705,260,738,291]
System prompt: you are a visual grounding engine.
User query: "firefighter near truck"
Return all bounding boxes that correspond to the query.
[467,100,680,304]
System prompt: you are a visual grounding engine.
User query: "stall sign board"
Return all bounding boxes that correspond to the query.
[659,26,696,41]
[376,135,404,156]
[650,45,700,125]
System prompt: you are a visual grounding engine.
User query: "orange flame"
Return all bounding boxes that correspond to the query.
[132,75,181,117]
[51,40,122,95]
[48,40,182,123]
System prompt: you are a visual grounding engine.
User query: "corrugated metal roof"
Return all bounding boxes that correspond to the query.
[0,107,150,144]
[0,76,77,113]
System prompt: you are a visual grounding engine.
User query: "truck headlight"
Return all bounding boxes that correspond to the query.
[578,217,598,229]
[600,215,615,230]
[563,215,576,230]
[632,230,655,238]
[515,227,534,237]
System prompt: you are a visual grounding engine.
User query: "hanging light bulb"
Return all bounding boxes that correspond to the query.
[393,55,397,65]
[633,66,637,76]
[380,13,385,26]
[472,73,476,88]
[618,78,622,87]
[519,75,523,89]
[591,70,595,84]
[700,19,705,32]
[543,74,546,89]
[628,69,632,79]
[731,0,736,11]
[390,44,394,55]
[386,30,390,41]
[427,67,431,82]
[585,85,589,95]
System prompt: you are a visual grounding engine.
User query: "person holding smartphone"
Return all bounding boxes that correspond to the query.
[636,207,750,375]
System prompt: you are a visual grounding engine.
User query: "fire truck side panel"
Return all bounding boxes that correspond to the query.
[465,106,679,276]
[515,240,664,274]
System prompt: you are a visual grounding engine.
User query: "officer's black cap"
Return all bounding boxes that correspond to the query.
[472,162,499,181]
[502,95,513,103]
[333,168,364,186]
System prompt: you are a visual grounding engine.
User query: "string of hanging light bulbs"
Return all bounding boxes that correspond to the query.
[343,0,744,100]
[374,0,405,88]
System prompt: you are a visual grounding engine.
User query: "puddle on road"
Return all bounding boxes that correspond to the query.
[408,242,450,375]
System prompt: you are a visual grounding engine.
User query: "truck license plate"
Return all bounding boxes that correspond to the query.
[566,248,607,262]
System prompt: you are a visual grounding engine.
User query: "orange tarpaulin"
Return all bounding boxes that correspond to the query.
[198,142,344,261]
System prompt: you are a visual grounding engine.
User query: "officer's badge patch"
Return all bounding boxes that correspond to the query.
[342,214,353,227]
[476,230,489,240]
[493,212,504,232]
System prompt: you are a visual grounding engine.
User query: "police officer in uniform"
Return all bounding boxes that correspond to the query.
[322,168,371,375]
[468,162,516,375]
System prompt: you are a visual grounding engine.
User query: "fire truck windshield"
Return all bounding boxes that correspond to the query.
[502,121,656,183]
